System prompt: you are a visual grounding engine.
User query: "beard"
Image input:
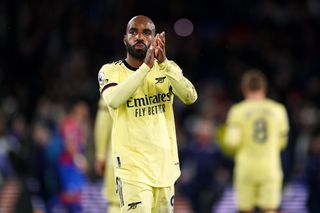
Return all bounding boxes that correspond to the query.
[125,41,148,59]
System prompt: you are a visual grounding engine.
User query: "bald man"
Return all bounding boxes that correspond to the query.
[97,15,197,212]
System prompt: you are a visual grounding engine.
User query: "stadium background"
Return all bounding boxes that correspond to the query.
[0,0,319,212]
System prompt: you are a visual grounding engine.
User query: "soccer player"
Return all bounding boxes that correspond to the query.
[97,15,197,212]
[223,69,289,213]
[94,97,120,213]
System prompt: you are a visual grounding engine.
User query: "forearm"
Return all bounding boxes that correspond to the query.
[102,63,150,109]
[160,59,197,104]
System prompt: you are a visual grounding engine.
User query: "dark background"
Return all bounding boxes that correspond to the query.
[1,0,320,212]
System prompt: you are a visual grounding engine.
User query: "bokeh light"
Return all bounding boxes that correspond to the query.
[174,18,194,37]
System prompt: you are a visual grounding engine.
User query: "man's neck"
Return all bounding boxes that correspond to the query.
[245,91,266,100]
[125,55,144,69]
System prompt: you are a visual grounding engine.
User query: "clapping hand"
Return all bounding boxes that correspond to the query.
[144,35,158,68]
[144,32,166,68]
[155,32,166,63]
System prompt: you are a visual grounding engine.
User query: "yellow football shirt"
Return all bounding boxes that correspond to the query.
[98,60,185,187]
[224,98,289,180]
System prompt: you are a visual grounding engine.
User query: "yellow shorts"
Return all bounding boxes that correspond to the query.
[235,177,282,211]
[103,165,120,213]
[115,177,174,213]
[107,202,121,213]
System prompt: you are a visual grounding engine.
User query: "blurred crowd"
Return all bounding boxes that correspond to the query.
[1,0,320,212]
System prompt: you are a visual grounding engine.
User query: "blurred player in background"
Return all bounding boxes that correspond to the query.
[223,69,289,213]
[94,98,120,213]
[97,15,197,212]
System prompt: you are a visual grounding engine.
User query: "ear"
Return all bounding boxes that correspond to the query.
[241,86,247,96]
[123,35,127,45]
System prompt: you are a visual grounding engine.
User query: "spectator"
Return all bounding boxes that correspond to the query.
[58,100,90,212]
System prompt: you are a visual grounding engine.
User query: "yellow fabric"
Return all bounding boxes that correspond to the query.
[236,176,282,210]
[107,203,121,213]
[116,179,174,213]
[224,98,289,209]
[159,59,197,105]
[216,124,236,157]
[104,159,119,204]
[98,59,197,187]
[101,63,150,109]
[94,98,113,161]
[94,98,120,208]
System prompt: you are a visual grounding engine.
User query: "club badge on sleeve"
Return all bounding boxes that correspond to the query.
[98,71,108,86]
